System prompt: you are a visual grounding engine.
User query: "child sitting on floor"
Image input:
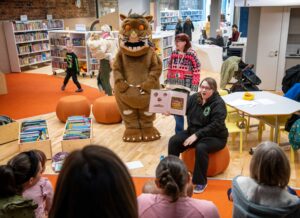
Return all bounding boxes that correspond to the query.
[23,150,54,218]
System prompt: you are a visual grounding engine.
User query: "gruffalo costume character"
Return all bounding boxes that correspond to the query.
[113,11,162,142]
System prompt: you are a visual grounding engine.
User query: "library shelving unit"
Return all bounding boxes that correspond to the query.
[4,20,53,72]
[48,30,91,76]
[160,10,179,31]
[180,10,203,22]
[47,19,64,30]
[152,31,175,84]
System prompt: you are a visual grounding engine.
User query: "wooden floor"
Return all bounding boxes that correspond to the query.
[2,65,299,188]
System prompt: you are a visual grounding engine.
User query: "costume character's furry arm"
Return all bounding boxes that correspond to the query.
[113,51,129,93]
[140,52,162,93]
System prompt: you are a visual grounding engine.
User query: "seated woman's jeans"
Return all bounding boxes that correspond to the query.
[174,115,184,134]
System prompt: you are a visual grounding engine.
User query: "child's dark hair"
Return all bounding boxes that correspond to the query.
[156,155,189,202]
[33,149,47,171]
[250,141,290,188]
[0,165,17,197]
[0,151,40,195]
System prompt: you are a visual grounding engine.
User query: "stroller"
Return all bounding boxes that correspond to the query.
[220,56,261,93]
[230,67,261,93]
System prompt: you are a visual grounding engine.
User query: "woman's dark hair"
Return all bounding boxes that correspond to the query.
[232,24,238,29]
[250,141,290,188]
[175,33,191,52]
[197,77,218,104]
[156,155,189,202]
[49,145,138,218]
[207,15,210,22]
[6,151,40,194]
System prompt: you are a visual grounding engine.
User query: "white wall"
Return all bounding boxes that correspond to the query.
[118,0,150,15]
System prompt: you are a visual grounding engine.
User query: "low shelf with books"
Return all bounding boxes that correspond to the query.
[49,30,92,76]
[19,119,52,159]
[61,116,93,153]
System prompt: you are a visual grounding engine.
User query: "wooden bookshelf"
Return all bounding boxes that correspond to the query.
[4,19,64,72]
[61,117,93,153]
[0,122,19,161]
[19,120,52,159]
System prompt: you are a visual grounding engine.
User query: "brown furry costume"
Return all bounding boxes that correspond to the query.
[113,12,162,142]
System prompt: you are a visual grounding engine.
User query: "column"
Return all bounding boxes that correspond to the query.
[210,0,221,38]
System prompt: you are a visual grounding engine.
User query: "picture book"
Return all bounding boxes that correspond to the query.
[149,89,188,116]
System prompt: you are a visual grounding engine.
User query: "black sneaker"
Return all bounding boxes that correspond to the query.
[61,85,66,91]
[193,184,207,194]
[75,88,83,92]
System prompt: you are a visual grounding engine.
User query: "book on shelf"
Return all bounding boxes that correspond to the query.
[63,116,91,140]
[20,119,49,143]
[149,89,188,116]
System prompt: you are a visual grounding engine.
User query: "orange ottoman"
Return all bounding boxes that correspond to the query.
[56,95,91,123]
[92,96,122,124]
[182,146,230,177]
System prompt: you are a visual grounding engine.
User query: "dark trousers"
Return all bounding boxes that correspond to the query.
[63,70,81,89]
[174,115,184,134]
[168,130,227,185]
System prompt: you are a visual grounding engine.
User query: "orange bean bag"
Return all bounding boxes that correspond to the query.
[92,96,122,124]
[181,146,230,177]
[56,95,91,123]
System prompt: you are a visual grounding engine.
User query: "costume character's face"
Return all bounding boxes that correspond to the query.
[119,12,153,57]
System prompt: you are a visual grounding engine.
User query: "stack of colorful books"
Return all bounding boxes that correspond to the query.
[20,119,49,143]
[63,116,91,140]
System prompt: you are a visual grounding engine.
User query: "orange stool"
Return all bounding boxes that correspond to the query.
[181,146,230,177]
[92,96,122,124]
[56,95,91,123]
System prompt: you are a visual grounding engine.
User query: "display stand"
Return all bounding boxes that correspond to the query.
[160,10,179,31]
[0,122,19,161]
[19,120,52,159]
[61,119,93,153]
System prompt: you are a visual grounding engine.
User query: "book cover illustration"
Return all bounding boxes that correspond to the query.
[149,90,187,116]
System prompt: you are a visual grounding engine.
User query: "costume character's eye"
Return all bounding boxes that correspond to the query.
[154,92,158,97]
[125,24,131,31]
[163,93,168,97]
[138,24,145,31]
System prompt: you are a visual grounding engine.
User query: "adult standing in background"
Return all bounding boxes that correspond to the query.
[204,15,210,39]
[175,18,183,35]
[183,16,194,41]
[166,33,201,134]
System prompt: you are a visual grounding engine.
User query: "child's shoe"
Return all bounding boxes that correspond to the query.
[61,85,66,91]
[75,88,83,92]
[193,184,207,194]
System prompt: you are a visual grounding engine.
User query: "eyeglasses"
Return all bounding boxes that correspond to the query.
[199,85,212,91]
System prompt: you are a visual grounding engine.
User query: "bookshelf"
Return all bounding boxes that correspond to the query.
[180,10,203,22]
[61,116,93,153]
[160,10,179,31]
[152,31,175,84]
[4,19,64,72]
[49,30,95,76]
[19,119,52,159]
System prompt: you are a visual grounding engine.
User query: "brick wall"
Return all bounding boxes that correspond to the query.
[0,0,96,20]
